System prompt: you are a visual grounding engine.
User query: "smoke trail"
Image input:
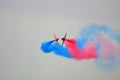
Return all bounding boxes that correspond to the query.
[41,41,72,58]
[79,24,120,69]
[40,40,54,53]
[40,23,120,69]
[93,35,119,70]
[65,39,97,60]
[50,42,72,58]
[79,24,120,42]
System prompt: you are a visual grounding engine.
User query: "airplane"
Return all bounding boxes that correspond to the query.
[61,33,67,46]
[53,34,59,43]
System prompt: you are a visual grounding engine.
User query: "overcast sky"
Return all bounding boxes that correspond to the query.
[0,0,120,80]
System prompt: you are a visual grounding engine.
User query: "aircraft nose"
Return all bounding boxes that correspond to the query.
[61,38,65,41]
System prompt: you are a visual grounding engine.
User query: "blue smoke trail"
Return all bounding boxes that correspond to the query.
[95,56,117,70]
[75,38,87,49]
[41,41,72,58]
[40,40,54,53]
[79,24,120,42]
[51,42,72,58]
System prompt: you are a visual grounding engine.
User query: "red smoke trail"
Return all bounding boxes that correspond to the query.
[96,35,118,60]
[65,39,97,60]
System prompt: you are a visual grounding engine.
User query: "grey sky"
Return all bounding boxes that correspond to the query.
[0,0,120,80]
